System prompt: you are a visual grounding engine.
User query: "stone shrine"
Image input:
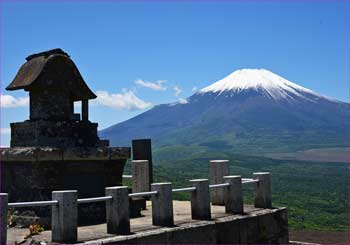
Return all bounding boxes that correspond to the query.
[6,48,105,148]
[1,49,131,226]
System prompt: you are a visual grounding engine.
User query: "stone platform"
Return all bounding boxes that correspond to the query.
[7,201,288,244]
[1,146,130,226]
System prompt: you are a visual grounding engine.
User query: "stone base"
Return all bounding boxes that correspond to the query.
[1,146,130,226]
[10,120,102,147]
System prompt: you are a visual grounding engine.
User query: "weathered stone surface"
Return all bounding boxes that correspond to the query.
[151,183,174,227]
[224,175,243,214]
[238,214,259,243]
[10,120,100,148]
[52,190,78,243]
[35,147,63,161]
[0,193,8,245]
[1,147,38,162]
[7,202,289,245]
[254,172,272,208]
[132,139,153,183]
[1,156,129,226]
[167,222,217,244]
[210,160,230,205]
[132,160,150,193]
[1,147,130,161]
[105,186,130,235]
[110,147,131,160]
[215,217,241,244]
[190,179,211,220]
[63,147,109,160]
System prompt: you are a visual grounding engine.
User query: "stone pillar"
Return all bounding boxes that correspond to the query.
[52,190,78,243]
[82,100,89,121]
[224,175,243,214]
[253,172,272,208]
[132,160,150,192]
[132,139,153,184]
[210,160,230,205]
[190,179,211,220]
[0,193,8,245]
[106,186,130,235]
[151,183,174,227]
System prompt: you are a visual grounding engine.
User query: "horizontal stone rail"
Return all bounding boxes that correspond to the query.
[128,191,158,198]
[122,174,132,179]
[8,200,59,208]
[172,187,196,193]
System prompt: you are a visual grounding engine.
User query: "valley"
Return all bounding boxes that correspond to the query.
[265,147,350,163]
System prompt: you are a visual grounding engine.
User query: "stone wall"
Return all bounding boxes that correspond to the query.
[80,207,288,244]
[1,146,130,226]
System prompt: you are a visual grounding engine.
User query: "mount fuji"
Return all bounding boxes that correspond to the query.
[100,69,350,154]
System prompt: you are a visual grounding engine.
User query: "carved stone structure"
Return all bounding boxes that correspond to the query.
[6,48,106,148]
[1,49,130,226]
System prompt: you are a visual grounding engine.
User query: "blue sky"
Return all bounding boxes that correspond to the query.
[1,0,349,146]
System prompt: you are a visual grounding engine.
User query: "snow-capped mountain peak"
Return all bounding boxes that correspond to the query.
[199,68,319,100]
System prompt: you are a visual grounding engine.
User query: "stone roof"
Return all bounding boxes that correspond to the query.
[6,48,96,100]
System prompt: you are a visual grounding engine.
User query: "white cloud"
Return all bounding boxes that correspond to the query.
[0,94,29,108]
[1,128,11,135]
[192,86,198,92]
[95,90,152,110]
[135,79,167,91]
[173,86,183,97]
[178,98,188,104]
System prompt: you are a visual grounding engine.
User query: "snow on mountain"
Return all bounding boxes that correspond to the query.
[100,68,349,152]
[199,69,323,101]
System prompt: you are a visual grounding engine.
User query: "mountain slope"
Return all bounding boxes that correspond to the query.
[100,69,350,154]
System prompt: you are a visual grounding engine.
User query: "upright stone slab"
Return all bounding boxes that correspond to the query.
[132,139,153,184]
[106,186,130,235]
[210,160,230,205]
[224,176,243,214]
[0,193,8,245]
[52,190,78,243]
[132,160,150,193]
[253,172,272,208]
[151,183,174,227]
[190,179,211,220]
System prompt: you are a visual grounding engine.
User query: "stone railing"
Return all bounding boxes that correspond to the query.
[0,159,271,244]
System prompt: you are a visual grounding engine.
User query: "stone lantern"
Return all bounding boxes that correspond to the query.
[1,49,130,226]
[6,48,105,148]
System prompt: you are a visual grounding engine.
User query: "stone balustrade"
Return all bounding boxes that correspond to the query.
[1,159,272,244]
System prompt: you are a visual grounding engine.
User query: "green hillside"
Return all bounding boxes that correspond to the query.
[125,148,349,232]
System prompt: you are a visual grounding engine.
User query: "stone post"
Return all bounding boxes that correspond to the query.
[132,160,150,193]
[82,99,89,121]
[253,172,272,208]
[52,190,78,243]
[0,193,8,245]
[106,186,130,235]
[224,175,243,214]
[210,160,230,205]
[151,183,174,227]
[132,139,153,184]
[190,179,211,220]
